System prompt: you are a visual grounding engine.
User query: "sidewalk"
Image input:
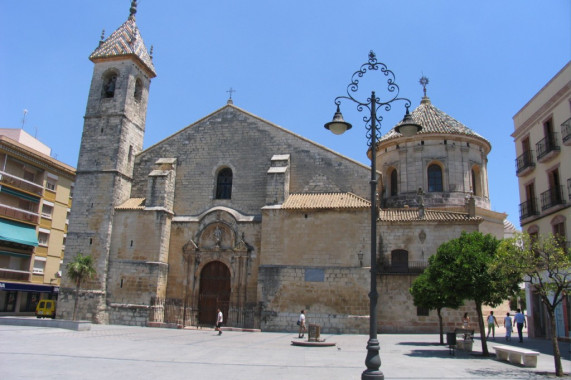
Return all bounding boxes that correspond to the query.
[1,323,570,379]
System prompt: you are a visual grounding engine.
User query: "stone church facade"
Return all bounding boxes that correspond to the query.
[57,2,510,333]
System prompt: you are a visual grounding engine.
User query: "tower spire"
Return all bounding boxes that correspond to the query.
[129,0,137,20]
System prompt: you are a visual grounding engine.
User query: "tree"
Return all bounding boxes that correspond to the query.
[496,233,571,377]
[410,257,463,344]
[430,231,520,356]
[66,253,96,321]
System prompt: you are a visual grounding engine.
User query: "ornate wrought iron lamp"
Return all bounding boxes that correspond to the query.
[324,51,421,380]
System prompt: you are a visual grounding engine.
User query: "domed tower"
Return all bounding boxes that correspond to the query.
[377,79,492,211]
[59,1,156,322]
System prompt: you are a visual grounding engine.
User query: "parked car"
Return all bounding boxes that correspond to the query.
[35,300,56,319]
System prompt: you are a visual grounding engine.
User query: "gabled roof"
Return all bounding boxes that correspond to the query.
[380,97,490,149]
[282,193,370,210]
[89,11,156,77]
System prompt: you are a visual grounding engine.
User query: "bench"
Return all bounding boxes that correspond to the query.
[493,345,540,367]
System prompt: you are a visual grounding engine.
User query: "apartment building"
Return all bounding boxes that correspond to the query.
[0,128,75,315]
[512,61,571,338]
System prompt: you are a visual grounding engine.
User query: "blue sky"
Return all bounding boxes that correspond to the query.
[1,1,570,227]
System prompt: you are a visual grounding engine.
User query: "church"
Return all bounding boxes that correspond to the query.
[57,1,512,333]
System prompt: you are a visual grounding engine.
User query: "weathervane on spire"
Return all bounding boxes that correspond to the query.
[419,75,429,97]
[129,0,137,19]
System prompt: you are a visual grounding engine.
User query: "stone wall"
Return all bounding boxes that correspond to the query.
[258,265,370,334]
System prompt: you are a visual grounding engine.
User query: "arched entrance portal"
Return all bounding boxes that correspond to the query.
[198,261,231,325]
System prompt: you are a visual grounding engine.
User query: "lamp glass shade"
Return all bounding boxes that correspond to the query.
[325,120,351,135]
[396,123,421,137]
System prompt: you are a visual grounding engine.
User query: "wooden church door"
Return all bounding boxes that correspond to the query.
[198,261,231,325]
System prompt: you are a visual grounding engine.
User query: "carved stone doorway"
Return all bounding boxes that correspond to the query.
[198,261,231,325]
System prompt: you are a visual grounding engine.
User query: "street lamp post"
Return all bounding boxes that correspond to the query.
[324,51,421,380]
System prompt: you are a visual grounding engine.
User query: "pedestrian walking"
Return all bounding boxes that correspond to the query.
[215,308,223,335]
[504,312,513,341]
[298,310,306,338]
[486,311,499,340]
[514,309,527,343]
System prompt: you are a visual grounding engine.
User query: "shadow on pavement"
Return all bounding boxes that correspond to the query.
[467,368,562,379]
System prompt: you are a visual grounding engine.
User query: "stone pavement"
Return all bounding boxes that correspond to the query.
[1,323,570,380]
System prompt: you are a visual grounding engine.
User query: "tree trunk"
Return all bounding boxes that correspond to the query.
[475,302,489,356]
[547,308,564,376]
[437,308,444,344]
[72,279,80,321]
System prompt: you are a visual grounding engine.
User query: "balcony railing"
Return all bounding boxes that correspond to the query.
[540,186,566,211]
[562,117,571,144]
[515,150,535,175]
[0,204,39,224]
[0,268,31,282]
[536,132,560,161]
[519,198,539,220]
[379,259,428,275]
[0,171,44,196]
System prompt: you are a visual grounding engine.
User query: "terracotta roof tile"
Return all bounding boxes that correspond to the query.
[381,97,490,147]
[380,208,482,223]
[89,17,156,77]
[282,193,370,210]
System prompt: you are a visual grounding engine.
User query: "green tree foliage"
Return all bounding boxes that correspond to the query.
[496,233,571,377]
[410,257,463,344]
[66,253,96,321]
[429,231,520,356]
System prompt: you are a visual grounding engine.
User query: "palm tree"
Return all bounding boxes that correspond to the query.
[66,253,96,321]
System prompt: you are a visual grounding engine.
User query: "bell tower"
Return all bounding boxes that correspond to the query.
[59,0,156,323]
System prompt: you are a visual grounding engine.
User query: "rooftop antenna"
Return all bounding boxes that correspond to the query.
[21,109,28,129]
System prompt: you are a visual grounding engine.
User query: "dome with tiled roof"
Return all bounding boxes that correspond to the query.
[379,96,490,150]
[89,0,156,77]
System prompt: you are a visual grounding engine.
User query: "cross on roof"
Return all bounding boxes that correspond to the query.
[226,87,236,100]
[419,76,429,97]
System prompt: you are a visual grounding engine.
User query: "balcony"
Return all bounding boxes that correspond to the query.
[536,133,560,162]
[540,186,566,211]
[519,198,539,220]
[0,204,39,224]
[0,171,44,196]
[378,259,428,275]
[562,118,571,146]
[515,150,535,176]
[0,268,31,282]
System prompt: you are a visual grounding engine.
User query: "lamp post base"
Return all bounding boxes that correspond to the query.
[362,338,383,379]
[362,370,384,380]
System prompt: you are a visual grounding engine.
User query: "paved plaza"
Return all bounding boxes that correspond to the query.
[1,323,570,379]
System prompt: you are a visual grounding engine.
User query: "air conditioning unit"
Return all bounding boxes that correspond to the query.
[55,271,62,278]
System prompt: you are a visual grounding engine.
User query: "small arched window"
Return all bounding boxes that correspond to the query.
[390,169,398,196]
[134,78,143,102]
[215,168,233,199]
[427,164,443,192]
[102,72,117,98]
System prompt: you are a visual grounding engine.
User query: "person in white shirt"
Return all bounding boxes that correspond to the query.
[215,308,223,335]
[504,312,513,341]
[298,310,306,338]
